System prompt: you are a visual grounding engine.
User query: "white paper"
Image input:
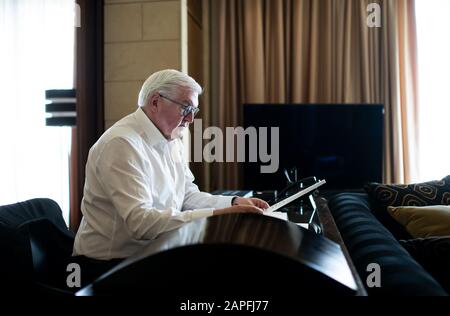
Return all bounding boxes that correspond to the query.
[265,180,326,213]
[262,211,288,221]
[262,211,309,229]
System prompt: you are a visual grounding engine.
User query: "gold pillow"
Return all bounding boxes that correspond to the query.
[387,205,450,238]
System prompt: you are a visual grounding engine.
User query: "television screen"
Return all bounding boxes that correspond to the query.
[243,104,384,191]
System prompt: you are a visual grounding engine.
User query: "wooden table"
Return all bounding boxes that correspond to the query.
[78,207,363,296]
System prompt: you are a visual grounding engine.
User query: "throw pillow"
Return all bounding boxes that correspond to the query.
[388,205,450,238]
[400,237,450,293]
[364,175,450,239]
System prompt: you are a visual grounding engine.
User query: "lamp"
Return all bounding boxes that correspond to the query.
[45,89,76,126]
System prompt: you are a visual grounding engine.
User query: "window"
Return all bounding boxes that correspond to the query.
[0,0,75,224]
[416,0,450,181]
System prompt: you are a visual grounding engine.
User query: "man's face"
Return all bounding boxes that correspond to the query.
[154,88,198,140]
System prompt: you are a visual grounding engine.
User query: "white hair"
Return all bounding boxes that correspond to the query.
[137,69,203,107]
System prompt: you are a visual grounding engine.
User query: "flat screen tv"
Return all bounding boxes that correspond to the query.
[243,104,384,191]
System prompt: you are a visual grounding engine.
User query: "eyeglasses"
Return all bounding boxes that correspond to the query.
[159,93,200,117]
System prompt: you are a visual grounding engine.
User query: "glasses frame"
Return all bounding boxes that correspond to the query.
[159,93,200,118]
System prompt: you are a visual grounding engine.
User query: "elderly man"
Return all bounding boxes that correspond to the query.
[73,69,268,267]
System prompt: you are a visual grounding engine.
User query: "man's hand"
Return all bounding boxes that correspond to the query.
[213,197,270,216]
[213,205,264,216]
[232,197,270,210]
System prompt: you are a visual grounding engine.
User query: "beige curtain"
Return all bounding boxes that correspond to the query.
[382,0,420,183]
[205,0,419,190]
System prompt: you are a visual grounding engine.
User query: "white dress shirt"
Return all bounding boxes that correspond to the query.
[73,108,233,260]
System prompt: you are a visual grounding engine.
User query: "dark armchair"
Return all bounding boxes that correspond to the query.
[0,198,76,295]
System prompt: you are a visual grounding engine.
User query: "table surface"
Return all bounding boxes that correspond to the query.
[79,204,363,296]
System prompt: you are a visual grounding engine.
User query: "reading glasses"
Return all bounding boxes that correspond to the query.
[159,93,200,118]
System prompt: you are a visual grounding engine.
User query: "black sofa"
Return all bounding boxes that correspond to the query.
[0,198,76,295]
[327,192,448,296]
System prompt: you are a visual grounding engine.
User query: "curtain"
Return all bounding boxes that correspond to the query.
[72,0,104,232]
[206,0,419,189]
[382,0,419,183]
[0,0,75,223]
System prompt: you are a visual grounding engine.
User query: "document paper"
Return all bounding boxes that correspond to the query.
[264,180,326,213]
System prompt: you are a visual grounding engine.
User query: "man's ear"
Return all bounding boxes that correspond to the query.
[147,93,159,112]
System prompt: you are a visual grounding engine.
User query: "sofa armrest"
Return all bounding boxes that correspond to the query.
[328,193,447,296]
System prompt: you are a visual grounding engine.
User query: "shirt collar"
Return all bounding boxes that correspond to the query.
[134,107,169,147]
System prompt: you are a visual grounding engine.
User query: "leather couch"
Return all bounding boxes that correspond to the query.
[0,198,126,295]
[327,193,448,296]
[0,198,76,295]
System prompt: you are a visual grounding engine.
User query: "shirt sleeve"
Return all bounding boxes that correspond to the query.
[178,141,233,211]
[95,137,214,241]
